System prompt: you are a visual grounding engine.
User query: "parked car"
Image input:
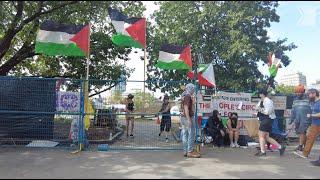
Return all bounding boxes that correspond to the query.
[170,105,181,124]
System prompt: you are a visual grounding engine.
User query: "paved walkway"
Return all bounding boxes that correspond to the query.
[1,143,320,179]
[111,119,182,149]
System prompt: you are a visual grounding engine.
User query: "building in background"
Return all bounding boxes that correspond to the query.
[278,71,307,86]
[308,79,320,91]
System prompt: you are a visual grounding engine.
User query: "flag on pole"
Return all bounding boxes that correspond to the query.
[268,50,283,78]
[108,8,146,49]
[187,64,216,87]
[155,44,192,70]
[35,21,89,56]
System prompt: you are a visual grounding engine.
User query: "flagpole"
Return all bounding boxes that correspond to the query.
[142,18,147,118]
[81,22,91,151]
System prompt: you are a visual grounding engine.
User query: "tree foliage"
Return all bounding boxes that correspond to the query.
[276,84,295,95]
[146,1,296,97]
[0,1,145,95]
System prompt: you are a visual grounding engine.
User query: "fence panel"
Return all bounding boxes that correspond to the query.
[86,79,192,150]
[0,76,83,149]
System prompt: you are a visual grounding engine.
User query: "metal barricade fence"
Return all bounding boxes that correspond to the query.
[0,76,197,151]
[0,76,83,150]
[87,79,191,150]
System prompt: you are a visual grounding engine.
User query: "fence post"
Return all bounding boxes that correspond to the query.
[78,80,85,151]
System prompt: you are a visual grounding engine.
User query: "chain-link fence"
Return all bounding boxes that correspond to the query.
[0,76,83,150]
[87,79,191,150]
[0,76,196,151]
[0,76,301,151]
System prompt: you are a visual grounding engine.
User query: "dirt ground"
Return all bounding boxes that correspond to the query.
[1,142,320,179]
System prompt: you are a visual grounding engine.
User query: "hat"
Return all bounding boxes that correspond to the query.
[295,85,305,93]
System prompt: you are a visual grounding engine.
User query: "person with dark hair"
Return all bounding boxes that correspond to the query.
[228,112,240,148]
[207,110,227,148]
[255,89,286,157]
[158,94,172,143]
[125,94,135,138]
[295,89,320,162]
[289,85,311,152]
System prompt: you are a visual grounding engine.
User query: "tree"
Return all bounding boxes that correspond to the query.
[132,91,159,113]
[146,1,296,97]
[0,1,145,96]
[276,84,295,95]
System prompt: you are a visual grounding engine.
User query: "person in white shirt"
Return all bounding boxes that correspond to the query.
[255,89,286,157]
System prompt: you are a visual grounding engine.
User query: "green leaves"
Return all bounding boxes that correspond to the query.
[147,1,296,95]
[1,1,145,94]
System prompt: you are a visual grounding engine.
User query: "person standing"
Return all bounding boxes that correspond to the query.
[158,94,172,143]
[289,85,312,152]
[294,89,320,160]
[125,94,135,138]
[180,83,200,158]
[255,89,286,157]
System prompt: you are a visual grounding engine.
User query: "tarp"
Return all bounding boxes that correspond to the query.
[0,77,56,139]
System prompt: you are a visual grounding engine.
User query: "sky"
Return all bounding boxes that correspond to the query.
[123,1,320,98]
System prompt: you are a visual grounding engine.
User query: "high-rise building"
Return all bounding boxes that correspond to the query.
[278,71,307,86]
[308,79,320,91]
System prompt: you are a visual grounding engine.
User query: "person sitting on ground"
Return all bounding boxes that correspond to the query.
[206,110,227,148]
[228,112,241,148]
[158,94,172,143]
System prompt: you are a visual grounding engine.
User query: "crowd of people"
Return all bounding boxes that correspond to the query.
[123,83,320,166]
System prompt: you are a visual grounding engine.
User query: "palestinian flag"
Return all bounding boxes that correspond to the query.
[268,50,283,78]
[108,8,146,49]
[35,21,89,57]
[187,64,216,87]
[156,44,192,70]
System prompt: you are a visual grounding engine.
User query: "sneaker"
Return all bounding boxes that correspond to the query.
[159,133,161,137]
[310,160,320,166]
[130,134,134,138]
[166,138,169,143]
[255,151,267,157]
[235,143,240,148]
[183,153,187,157]
[230,143,235,148]
[294,151,307,159]
[279,146,286,156]
[187,151,201,158]
[294,145,303,152]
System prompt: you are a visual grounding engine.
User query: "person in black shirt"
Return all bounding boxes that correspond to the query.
[158,94,172,143]
[206,110,227,148]
[125,94,135,137]
[228,112,240,148]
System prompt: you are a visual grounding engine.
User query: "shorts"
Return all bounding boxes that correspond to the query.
[126,113,134,120]
[295,122,310,134]
[259,116,273,133]
[160,118,171,132]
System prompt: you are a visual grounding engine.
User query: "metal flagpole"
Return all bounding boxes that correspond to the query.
[81,22,91,151]
[142,18,147,118]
